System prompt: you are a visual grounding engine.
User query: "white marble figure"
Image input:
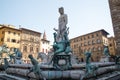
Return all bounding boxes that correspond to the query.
[54,7,68,42]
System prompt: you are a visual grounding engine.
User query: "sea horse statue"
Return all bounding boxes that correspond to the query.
[81,52,98,80]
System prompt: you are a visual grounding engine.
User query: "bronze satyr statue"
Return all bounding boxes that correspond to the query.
[28,54,46,80]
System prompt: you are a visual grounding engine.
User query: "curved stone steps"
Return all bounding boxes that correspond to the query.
[0,75,17,80]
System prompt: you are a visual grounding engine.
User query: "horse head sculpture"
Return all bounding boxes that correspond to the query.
[103,47,110,56]
[37,52,48,63]
[13,48,22,59]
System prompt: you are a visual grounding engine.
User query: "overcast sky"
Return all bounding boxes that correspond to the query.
[0,0,114,44]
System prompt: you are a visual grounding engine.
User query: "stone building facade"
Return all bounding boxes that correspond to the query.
[70,29,109,62]
[0,24,21,58]
[0,24,21,49]
[109,0,120,55]
[20,28,41,63]
[40,31,50,55]
[108,37,116,55]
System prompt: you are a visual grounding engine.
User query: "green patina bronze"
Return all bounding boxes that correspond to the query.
[103,47,110,57]
[0,44,23,64]
[53,37,66,54]
[28,54,46,80]
[8,48,22,64]
[115,56,120,65]
[53,54,71,70]
[81,51,98,80]
[3,58,9,70]
[53,28,72,55]
[110,55,120,65]
[52,30,72,70]
[13,48,22,59]
[52,7,72,70]
[103,47,120,65]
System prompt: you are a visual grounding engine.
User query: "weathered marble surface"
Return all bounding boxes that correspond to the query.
[6,62,118,79]
[7,62,115,69]
[96,71,120,80]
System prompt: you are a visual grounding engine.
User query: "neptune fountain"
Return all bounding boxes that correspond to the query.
[2,7,120,80]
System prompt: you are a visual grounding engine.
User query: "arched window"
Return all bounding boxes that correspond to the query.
[98,47,101,51]
[94,47,96,51]
[109,44,112,47]
[30,47,33,52]
[97,39,101,44]
[92,47,94,51]
[88,41,91,45]
[42,48,44,53]
[88,48,91,52]
[36,48,39,53]
[46,49,48,53]
[23,46,27,52]
[92,40,94,44]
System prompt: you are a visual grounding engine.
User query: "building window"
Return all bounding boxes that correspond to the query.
[17,40,20,43]
[103,40,105,44]
[8,31,11,34]
[96,33,99,37]
[88,48,91,52]
[88,36,90,39]
[92,34,94,38]
[84,42,87,46]
[84,49,86,52]
[81,38,82,41]
[74,45,76,48]
[105,41,108,44]
[42,48,44,53]
[79,38,80,41]
[46,49,47,53]
[81,43,83,46]
[30,37,34,41]
[92,40,95,44]
[11,39,16,43]
[30,47,33,52]
[36,48,39,52]
[7,38,10,42]
[97,39,101,44]
[76,44,78,48]
[13,32,16,35]
[9,47,12,51]
[1,38,3,41]
[94,48,96,51]
[23,46,27,52]
[84,37,86,40]
[18,33,20,36]
[92,47,94,51]
[76,39,78,42]
[98,47,101,51]
[109,39,111,41]
[2,31,4,34]
[88,41,91,45]
[109,44,112,47]
[74,40,75,42]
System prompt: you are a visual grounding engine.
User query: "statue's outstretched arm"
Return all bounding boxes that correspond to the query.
[53,28,58,32]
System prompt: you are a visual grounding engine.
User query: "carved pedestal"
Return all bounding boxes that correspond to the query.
[15,57,23,64]
[100,56,110,62]
[53,54,71,70]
